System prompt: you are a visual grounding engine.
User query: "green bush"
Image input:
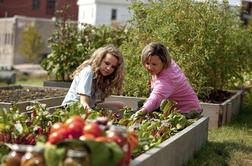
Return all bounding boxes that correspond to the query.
[121,0,252,97]
[121,41,150,97]
[41,21,127,81]
[19,24,44,62]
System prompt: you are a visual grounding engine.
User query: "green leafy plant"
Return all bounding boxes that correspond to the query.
[19,24,44,62]
[0,100,197,163]
[41,20,81,81]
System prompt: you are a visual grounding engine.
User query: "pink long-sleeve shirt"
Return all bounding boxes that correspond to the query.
[143,60,201,113]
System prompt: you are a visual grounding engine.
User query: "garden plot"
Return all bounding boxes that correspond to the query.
[0,85,67,111]
[131,117,208,166]
[106,91,243,129]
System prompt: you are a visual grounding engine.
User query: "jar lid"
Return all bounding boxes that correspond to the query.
[10,144,29,152]
[26,146,44,153]
[67,149,88,158]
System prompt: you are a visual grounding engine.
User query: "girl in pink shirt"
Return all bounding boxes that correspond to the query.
[136,42,202,116]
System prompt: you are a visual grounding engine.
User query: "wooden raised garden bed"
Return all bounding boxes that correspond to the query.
[106,90,243,129]
[200,89,243,129]
[0,98,208,166]
[106,96,209,165]
[131,116,209,166]
[0,85,68,111]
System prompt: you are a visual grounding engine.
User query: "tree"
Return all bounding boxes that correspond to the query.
[121,0,252,97]
[19,24,44,62]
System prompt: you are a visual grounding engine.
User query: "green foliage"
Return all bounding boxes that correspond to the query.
[120,40,150,97]
[19,24,44,62]
[41,20,128,81]
[41,21,81,81]
[122,0,252,96]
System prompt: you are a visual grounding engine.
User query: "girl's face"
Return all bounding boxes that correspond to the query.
[144,55,164,75]
[100,53,119,76]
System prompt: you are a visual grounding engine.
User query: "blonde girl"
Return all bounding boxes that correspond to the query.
[62,45,125,111]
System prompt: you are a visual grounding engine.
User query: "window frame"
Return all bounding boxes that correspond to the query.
[32,0,40,10]
[111,9,117,20]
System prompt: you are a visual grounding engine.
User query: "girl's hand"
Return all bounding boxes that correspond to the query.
[136,110,147,116]
[130,108,148,120]
[83,107,92,120]
[82,104,91,111]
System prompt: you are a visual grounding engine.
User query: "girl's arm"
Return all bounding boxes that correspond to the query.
[141,79,174,112]
[80,95,92,111]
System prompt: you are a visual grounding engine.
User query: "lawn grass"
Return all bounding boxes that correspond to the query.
[187,89,252,166]
[0,74,45,87]
[15,78,44,87]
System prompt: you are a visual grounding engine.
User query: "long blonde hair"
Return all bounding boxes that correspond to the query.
[72,45,125,99]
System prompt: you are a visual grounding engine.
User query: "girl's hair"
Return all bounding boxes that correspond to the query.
[141,42,171,69]
[72,45,125,99]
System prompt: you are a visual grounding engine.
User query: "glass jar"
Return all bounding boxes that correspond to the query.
[63,149,91,166]
[20,146,45,166]
[5,144,28,166]
[107,125,130,166]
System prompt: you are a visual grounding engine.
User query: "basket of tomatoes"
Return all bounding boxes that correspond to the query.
[44,115,138,166]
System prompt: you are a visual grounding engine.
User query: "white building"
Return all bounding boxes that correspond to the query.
[0,16,55,66]
[77,0,133,26]
[77,0,243,26]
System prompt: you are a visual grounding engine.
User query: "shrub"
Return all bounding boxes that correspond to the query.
[41,21,128,81]
[121,0,252,97]
[19,24,44,62]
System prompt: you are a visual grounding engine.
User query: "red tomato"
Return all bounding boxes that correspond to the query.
[66,115,85,127]
[50,122,67,134]
[65,115,85,139]
[47,130,68,144]
[83,123,103,137]
[58,128,69,138]
[67,121,84,138]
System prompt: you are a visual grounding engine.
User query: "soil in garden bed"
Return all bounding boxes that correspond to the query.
[0,86,67,102]
[198,89,234,103]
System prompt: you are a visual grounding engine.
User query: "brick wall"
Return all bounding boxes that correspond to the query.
[0,0,78,20]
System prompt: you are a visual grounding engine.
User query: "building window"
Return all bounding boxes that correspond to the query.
[47,0,55,9]
[4,33,7,45]
[111,9,117,20]
[47,0,56,15]
[32,0,40,10]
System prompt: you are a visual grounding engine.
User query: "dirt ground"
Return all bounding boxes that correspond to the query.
[0,86,67,102]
